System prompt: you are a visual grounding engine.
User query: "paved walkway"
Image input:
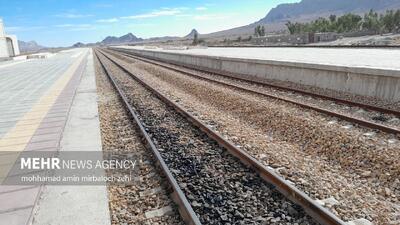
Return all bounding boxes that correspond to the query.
[0,60,30,69]
[0,49,110,225]
[31,50,111,225]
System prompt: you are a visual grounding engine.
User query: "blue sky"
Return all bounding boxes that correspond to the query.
[0,0,299,47]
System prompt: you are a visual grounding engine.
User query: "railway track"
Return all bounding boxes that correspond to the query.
[95,50,200,225]
[95,55,184,225]
[95,48,346,225]
[108,48,400,135]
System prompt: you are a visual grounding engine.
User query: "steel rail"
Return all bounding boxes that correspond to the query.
[108,49,400,135]
[94,49,201,225]
[207,45,400,49]
[111,47,400,117]
[98,48,347,225]
[125,44,400,49]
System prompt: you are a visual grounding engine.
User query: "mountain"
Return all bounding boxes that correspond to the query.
[18,40,45,53]
[261,0,400,23]
[71,32,143,47]
[101,36,119,45]
[72,42,86,48]
[202,23,284,39]
[203,0,400,38]
[119,33,142,43]
[101,33,143,45]
[184,29,199,38]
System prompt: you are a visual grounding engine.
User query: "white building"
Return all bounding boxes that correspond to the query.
[0,18,20,59]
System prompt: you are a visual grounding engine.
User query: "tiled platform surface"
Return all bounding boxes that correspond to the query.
[31,50,110,225]
[0,60,31,70]
[0,48,110,225]
[0,50,78,139]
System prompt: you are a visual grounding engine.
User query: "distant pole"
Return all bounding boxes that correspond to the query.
[0,18,5,37]
[0,18,10,58]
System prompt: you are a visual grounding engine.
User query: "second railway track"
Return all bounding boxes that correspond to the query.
[95,49,346,225]
[109,48,400,135]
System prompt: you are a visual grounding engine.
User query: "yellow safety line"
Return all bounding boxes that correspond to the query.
[0,50,87,183]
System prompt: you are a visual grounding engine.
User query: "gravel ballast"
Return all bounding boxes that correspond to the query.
[104,50,400,225]
[96,51,317,225]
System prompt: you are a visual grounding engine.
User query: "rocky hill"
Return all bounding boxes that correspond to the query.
[72,42,85,48]
[261,0,400,23]
[18,40,45,53]
[101,33,143,45]
[71,32,144,47]
[203,0,400,38]
[184,29,199,39]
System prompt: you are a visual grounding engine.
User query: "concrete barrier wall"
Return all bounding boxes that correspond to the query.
[114,47,400,101]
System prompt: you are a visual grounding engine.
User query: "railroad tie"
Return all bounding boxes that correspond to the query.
[144,206,174,219]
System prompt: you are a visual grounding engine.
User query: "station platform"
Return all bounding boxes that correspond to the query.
[116,46,400,101]
[119,46,400,70]
[0,48,110,225]
[0,59,30,69]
